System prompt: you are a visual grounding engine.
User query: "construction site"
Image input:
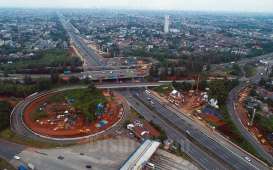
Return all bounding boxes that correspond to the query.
[23,89,124,138]
[236,86,273,155]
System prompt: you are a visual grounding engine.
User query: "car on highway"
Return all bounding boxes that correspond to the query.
[145,90,151,95]
[244,156,252,162]
[13,155,21,160]
[57,156,64,160]
[186,130,191,135]
[86,165,92,169]
[27,163,35,170]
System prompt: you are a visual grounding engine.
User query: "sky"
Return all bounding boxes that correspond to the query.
[1,0,273,12]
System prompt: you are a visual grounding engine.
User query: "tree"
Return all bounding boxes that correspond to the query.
[172,81,192,91]
[23,75,33,85]
[88,82,97,93]
[50,72,60,84]
[36,78,52,91]
[86,102,97,122]
[3,69,9,77]
[0,101,12,130]
[69,76,79,84]
[208,80,239,105]
[230,64,243,76]
[83,77,92,84]
[69,57,82,67]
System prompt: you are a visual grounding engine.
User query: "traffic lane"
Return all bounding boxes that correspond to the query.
[146,92,262,170]
[70,34,99,66]
[157,93,269,170]
[121,91,226,170]
[72,33,103,66]
[131,93,228,170]
[164,100,269,170]
[124,94,223,170]
[0,140,25,160]
[136,90,261,170]
[227,84,273,166]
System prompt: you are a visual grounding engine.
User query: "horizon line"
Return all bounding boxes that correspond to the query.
[0,6,273,14]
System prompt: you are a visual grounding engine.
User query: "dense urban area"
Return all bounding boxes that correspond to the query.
[0,8,273,170]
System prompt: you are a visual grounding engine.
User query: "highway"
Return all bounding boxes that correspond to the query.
[120,89,270,170]
[119,90,228,170]
[57,13,151,81]
[59,13,104,68]
[0,139,25,160]
[227,65,273,165]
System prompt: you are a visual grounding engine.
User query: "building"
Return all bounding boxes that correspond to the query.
[164,15,170,33]
[120,139,161,170]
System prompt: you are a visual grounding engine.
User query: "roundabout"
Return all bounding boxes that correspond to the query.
[10,86,127,143]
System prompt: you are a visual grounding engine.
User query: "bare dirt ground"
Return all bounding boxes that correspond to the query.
[236,87,273,154]
[23,93,123,138]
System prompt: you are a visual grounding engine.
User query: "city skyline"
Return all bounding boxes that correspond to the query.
[1,0,273,13]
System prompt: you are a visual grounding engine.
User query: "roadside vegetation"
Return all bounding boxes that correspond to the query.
[207,80,262,158]
[0,158,15,170]
[0,129,66,148]
[30,109,48,121]
[151,84,173,95]
[168,79,261,158]
[0,73,93,97]
[0,77,95,148]
[0,49,82,74]
[243,63,256,77]
[230,64,243,76]
[0,101,66,148]
[0,101,12,131]
[255,115,273,134]
[47,85,106,122]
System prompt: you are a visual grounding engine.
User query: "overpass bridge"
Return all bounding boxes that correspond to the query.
[96,82,164,89]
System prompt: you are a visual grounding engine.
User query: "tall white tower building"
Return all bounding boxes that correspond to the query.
[164,15,170,33]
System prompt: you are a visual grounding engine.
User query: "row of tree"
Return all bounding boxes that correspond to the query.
[0,101,12,131]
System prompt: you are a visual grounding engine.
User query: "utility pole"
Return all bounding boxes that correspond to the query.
[196,74,200,92]
[250,108,256,126]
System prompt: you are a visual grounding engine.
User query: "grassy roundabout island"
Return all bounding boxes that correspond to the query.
[23,86,123,138]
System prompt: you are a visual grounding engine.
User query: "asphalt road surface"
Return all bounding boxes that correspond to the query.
[119,89,270,170]
[119,89,231,170]
[227,66,273,165]
[10,86,127,144]
[59,13,104,68]
[0,139,25,160]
